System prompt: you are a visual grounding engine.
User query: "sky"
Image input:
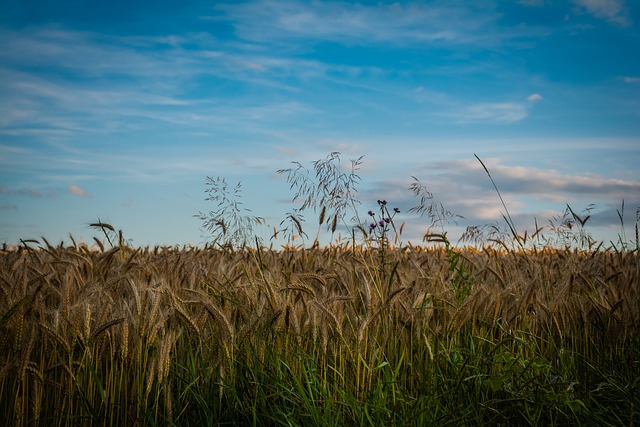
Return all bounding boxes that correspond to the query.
[1,0,639,249]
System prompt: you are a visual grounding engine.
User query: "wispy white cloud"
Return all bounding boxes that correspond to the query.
[572,0,631,26]
[620,76,640,83]
[213,1,549,47]
[527,93,543,101]
[0,26,380,141]
[215,2,466,44]
[437,102,528,124]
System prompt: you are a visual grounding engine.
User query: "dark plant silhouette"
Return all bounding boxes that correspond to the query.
[408,175,464,236]
[277,152,364,245]
[194,177,264,249]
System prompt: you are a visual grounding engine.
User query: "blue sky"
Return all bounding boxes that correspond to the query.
[1,0,639,248]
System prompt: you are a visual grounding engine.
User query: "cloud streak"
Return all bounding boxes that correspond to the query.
[68,184,91,198]
[572,0,631,26]
[0,186,45,198]
[437,102,528,124]
[0,27,376,141]
[213,1,553,47]
[415,158,640,200]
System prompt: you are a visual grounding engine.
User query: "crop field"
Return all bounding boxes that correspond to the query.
[2,154,639,425]
[1,237,638,426]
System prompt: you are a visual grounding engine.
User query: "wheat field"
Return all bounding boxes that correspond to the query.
[1,236,638,426]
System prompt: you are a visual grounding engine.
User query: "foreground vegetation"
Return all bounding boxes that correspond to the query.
[2,153,639,425]
[1,238,638,426]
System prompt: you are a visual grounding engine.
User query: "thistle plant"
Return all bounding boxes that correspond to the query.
[366,200,401,267]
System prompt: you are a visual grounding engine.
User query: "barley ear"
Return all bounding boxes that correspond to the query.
[90,318,125,342]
